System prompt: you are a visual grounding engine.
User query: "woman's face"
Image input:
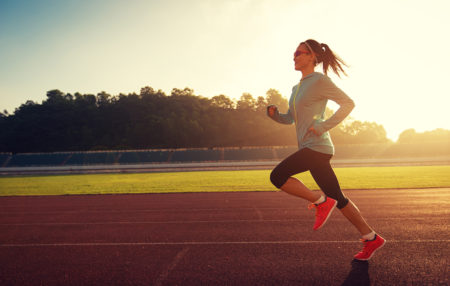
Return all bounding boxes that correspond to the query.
[293,43,315,71]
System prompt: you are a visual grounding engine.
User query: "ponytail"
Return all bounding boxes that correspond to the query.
[302,39,348,77]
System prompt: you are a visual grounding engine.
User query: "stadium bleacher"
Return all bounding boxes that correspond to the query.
[171,149,221,162]
[273,146,298,160]
[7,153,70,167]
[2,147,278,167]
[223,148,275,161]
[2,142,448,168]
[65,152,121,166]
[118,151,169,164]
[0,153,12,167]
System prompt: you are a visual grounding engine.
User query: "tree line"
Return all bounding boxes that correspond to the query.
[0,86,445,153]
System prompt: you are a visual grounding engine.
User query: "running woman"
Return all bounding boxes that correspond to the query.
[267,39,385,260]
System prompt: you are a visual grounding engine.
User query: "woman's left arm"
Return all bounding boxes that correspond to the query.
[312,76,355,135]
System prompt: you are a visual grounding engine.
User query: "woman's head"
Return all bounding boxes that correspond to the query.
[294,39,347,77]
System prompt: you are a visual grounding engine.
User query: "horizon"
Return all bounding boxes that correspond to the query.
[1,0,450,141]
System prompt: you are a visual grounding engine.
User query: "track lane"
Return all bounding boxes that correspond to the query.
[0,188,449,286]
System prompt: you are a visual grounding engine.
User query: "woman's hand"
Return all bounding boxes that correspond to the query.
[267,105,278,117]
[308,126,321,136]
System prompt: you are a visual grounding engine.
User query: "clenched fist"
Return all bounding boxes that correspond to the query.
[267,105,278,117]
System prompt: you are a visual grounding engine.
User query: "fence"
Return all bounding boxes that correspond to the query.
[0,141,449,167]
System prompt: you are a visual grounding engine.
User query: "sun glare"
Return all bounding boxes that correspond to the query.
[0,0,449,142]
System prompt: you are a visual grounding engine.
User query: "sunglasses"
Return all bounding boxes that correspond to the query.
[294,50,311,57]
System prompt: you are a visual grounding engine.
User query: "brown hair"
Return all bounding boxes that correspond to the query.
[302,39,348,77]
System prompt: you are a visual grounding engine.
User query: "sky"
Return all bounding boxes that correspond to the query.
[1,0,449,141]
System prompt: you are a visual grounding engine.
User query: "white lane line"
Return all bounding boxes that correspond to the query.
[1,206,448,215]
[253,207,263,221]
[1,240,448,247]
[0,219,309,226]
[0,207,304,215]
[154,247,189,286]
[0,217,443,226]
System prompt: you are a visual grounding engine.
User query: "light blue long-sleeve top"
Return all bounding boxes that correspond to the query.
[269,72,355,155]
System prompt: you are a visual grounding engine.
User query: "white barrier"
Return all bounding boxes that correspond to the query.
[1,157,449,175]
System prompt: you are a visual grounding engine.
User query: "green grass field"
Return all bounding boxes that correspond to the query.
[1,165,449,196]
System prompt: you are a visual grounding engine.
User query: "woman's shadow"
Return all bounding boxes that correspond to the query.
[341,259,370,286]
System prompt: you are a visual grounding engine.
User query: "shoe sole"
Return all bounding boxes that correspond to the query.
[354,239,386,261]
[314,200,337,230]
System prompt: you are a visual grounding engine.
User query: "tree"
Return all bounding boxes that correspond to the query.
[140,86,166,99]
[0,86,402,152]
[398,128,450,143]
[96,91,112,106]
[140,86,156,96]
[341,120,389,143]
[171,87,195,97]
[236,93,256,110]
[211,94,235,109]
[397,129,416,143]
[45,89,65,104]
[255,96,267,112]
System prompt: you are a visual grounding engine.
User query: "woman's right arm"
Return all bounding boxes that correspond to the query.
[267,105,294,125]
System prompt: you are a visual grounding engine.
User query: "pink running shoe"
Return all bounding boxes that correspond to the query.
[308,197,337,230]
[354,234,386,261]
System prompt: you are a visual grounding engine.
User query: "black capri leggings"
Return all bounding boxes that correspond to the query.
[270,148,349,209]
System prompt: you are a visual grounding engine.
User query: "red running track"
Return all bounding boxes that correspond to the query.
[0,188,449,285]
